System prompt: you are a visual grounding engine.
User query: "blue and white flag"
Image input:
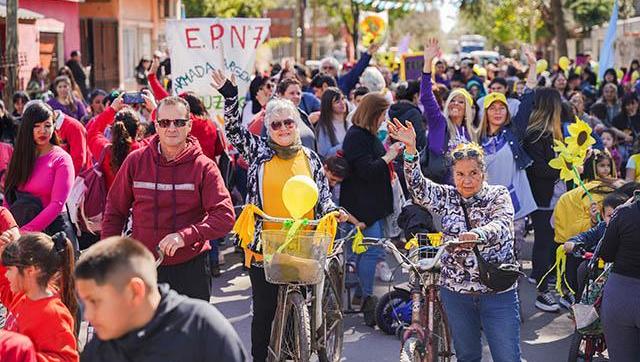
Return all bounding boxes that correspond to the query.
[598,0,618,81]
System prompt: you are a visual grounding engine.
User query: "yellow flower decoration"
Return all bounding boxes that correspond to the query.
[566,117,595,156]
[549,151,581,184]
[359,14,386,46]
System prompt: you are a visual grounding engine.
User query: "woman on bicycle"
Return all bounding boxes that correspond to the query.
[212,70,348,362]
[388,121,521,362]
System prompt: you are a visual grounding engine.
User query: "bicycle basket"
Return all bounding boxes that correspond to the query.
[261,230,331,285]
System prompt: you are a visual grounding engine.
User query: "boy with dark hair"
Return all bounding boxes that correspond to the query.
[76,236,247,362]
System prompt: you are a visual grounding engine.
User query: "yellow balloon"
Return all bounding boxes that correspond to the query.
[282,175,319,219]
[558,56,570,71]
[536,59,548,74]
[616,69,624,80]
[632,70,640,83]
[574,66,582,75]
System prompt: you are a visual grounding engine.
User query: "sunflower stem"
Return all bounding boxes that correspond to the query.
[571,166,602,223]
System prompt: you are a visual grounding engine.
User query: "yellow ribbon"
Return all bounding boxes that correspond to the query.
[405,237,418,250]
[232,204,267,249]
[231,204,339,252]
[351,228,366,254]
[537,245,575,296]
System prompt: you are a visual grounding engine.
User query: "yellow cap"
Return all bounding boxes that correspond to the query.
[483,92,507,110]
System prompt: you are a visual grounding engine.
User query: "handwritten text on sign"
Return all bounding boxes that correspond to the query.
[166,18,271,120]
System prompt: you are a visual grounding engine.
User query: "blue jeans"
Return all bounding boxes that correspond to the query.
[440,288,521,362]
[352,219,384,298]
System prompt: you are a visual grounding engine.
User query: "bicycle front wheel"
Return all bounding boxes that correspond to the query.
[318,259,344,362]
[426,293,452,362]
[268,291,311,362]
[400,336,424,362]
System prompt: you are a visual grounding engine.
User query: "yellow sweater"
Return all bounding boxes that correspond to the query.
[553,180,615,243]
[244,151,313,267]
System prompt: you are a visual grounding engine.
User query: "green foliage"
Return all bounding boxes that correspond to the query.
[458,0,547,49]
[182,0,275,18]
[566,0,613,30]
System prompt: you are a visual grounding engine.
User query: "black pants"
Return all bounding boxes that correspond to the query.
[249,266,279,362]
[158,253,211,301]
[530,210,556,292]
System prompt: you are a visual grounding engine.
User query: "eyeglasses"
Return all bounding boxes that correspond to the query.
[262,83,273,91]
[270,118,296,131]
[157,119,189,128]
[452,148,480,160]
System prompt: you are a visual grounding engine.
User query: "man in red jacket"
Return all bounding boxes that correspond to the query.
[101,96,235,300]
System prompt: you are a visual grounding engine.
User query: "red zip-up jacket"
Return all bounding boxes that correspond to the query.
[54,111,91,177]
[148,73,225,161]
[101,135,235,265]
[86,107,146,190]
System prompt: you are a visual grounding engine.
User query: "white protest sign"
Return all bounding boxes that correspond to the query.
[166,18,271,122]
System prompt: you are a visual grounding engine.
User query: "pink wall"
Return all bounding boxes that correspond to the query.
[21,0,81,61]
[18,23,40,89]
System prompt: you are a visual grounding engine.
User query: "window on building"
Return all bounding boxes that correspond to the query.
[123,27,138,81]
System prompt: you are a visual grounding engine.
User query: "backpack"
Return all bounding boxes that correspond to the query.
[67,146,109,235]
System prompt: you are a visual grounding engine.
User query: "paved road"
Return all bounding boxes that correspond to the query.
[211,238,577,361]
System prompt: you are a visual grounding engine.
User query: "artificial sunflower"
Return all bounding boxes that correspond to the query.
[359,14,386,46]
[566,117,595,155]
[549,152,581,184]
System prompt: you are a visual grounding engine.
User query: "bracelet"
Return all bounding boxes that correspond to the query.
[403,150,418,162]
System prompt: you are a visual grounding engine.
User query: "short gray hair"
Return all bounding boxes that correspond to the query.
[320,57,341,71]
[157,96,190,118]
[359,67,385,92]
[264,98,301,131]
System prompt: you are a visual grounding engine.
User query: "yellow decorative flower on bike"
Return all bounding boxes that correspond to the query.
[549,141,582,184]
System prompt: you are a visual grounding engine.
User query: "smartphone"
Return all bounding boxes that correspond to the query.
[123,92,145,105]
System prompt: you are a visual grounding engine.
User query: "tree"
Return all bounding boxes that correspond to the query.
[566,0,613,30]
[550,0,569,56]
[182,0,275,18]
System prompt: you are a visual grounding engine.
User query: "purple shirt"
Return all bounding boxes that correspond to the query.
[47,98,86,121]
[420,73,469,155]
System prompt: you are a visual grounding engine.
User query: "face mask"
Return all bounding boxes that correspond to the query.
[377,129,388,142]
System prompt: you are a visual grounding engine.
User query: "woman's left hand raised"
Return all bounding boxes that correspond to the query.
[387,118,417,154]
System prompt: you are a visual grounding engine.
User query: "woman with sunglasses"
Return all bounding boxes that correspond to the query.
[420,38,478,184]
[87,91,153,190]
[388,121,521,361]
[477,45,538,259]
[211,70,349,362]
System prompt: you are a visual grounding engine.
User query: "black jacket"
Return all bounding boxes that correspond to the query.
[81,284,248,362]
[388,100,427,151]
[600,199,640,280]
[523,131,560,208]
[340,125,393,226]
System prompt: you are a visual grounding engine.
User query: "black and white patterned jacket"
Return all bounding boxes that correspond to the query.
[220,81,338,254]
[404,154,517,294]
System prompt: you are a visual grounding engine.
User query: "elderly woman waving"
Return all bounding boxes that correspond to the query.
[388,119,521,362]
[212,70,348,362]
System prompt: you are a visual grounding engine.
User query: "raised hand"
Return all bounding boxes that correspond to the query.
[211,69,236,90]
[147,57,160,76]
[387,118,417,154]
[423,38,441,73]
[522,44,536,65]
[110,93,125,112]
[141,89,157,113]
[367,43,380,55]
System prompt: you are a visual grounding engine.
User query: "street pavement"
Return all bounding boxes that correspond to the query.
[211,236,579,361]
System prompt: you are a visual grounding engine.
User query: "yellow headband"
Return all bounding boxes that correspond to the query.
[450,88,474,106]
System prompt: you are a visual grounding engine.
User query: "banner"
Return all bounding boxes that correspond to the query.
[166,18,271,122]
[597,0,618,81]
[400,53,424,81]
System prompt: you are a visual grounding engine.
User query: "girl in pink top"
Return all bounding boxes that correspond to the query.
[3,101,75,239]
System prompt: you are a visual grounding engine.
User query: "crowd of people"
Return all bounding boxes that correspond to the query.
[0,34,638,362]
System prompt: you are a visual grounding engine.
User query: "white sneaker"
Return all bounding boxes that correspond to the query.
[376,261,393,282]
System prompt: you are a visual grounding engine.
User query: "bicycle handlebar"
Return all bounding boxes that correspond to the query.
[360,237,483,272]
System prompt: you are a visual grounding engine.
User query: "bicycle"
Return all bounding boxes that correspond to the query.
[257,213,345,362]
[360,235,480,362]
[567,244,608,362]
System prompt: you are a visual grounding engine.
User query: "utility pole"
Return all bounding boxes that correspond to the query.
[311,0,317,60]
[298,0,306,62]
[5,0,18,108]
